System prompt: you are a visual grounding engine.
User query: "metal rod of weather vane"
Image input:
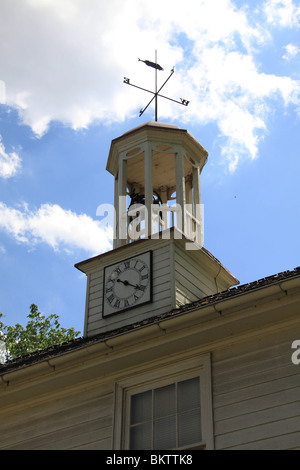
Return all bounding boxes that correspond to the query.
[139,68,175,117]
[155,50,158,122]
[123,79,188,107]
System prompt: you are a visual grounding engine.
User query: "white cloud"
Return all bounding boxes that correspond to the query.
[0,0,299,169]
[228,154,239,173]
[264,0,300,28]
[0,137,21,179]
[282,43,300,60]
[0,202,113,255]
[178,45,299,162]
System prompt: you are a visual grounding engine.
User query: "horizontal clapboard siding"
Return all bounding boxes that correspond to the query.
[86,244,173,336]
[212,330,300,450]
[0,386,113,450]
[174,244,218,306]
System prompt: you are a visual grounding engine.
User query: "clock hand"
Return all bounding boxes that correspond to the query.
[117,279,137,288]
[135,284,146,291]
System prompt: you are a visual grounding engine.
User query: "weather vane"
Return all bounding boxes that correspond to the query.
[123,50,189,122]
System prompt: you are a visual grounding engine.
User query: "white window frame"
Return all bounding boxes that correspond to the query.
[113,352,214,450]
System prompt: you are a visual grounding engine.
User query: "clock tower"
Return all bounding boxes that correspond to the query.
[75,121,238,336]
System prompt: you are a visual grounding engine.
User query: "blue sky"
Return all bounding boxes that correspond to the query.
[0,0,299,335]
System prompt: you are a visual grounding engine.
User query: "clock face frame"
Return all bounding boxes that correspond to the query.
[102,251,152,317]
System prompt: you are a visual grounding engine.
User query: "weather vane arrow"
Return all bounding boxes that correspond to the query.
[124,50,189,122]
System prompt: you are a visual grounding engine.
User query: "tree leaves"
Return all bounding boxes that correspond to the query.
[0,304,80,362]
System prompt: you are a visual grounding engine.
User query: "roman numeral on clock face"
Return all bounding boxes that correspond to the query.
[138,284,146,292]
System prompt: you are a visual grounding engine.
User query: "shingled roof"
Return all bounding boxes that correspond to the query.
[1,266,300,374]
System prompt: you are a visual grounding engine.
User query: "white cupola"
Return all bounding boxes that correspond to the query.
[106,121,208,249]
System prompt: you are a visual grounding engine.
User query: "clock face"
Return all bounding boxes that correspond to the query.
[102,251,152,317]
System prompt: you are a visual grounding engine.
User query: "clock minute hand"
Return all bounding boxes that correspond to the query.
[117,279,137,288]
[135,284,146,291]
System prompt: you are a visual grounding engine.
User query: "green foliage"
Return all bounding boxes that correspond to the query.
[0,304,80,362]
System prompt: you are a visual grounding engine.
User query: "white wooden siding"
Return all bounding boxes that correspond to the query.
[174,243,224,306]
[212,330,300,450]
[0,386,114,450]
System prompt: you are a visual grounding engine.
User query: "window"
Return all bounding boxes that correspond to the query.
[129,376,202,450]
[113,353,214,450]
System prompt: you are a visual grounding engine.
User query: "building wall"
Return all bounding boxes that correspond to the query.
[173,242,232,306]
[0,316,299,450]
[212,328,300,450]
[0,381,113,450]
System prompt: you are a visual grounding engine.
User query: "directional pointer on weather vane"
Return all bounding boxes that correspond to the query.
[138,58,163,70]
[123,50,189,122]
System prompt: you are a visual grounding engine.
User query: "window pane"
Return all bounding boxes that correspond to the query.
[178,377,200,412]
[178,409,202,447]
[131,390,152,424]
[154,384,175,418]
[130,422,152,450]
[154,416,176,449]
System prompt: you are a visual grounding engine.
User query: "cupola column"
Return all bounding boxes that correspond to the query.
[116,154,128,248]
[175,149,186,233]
[144,142,153,238]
